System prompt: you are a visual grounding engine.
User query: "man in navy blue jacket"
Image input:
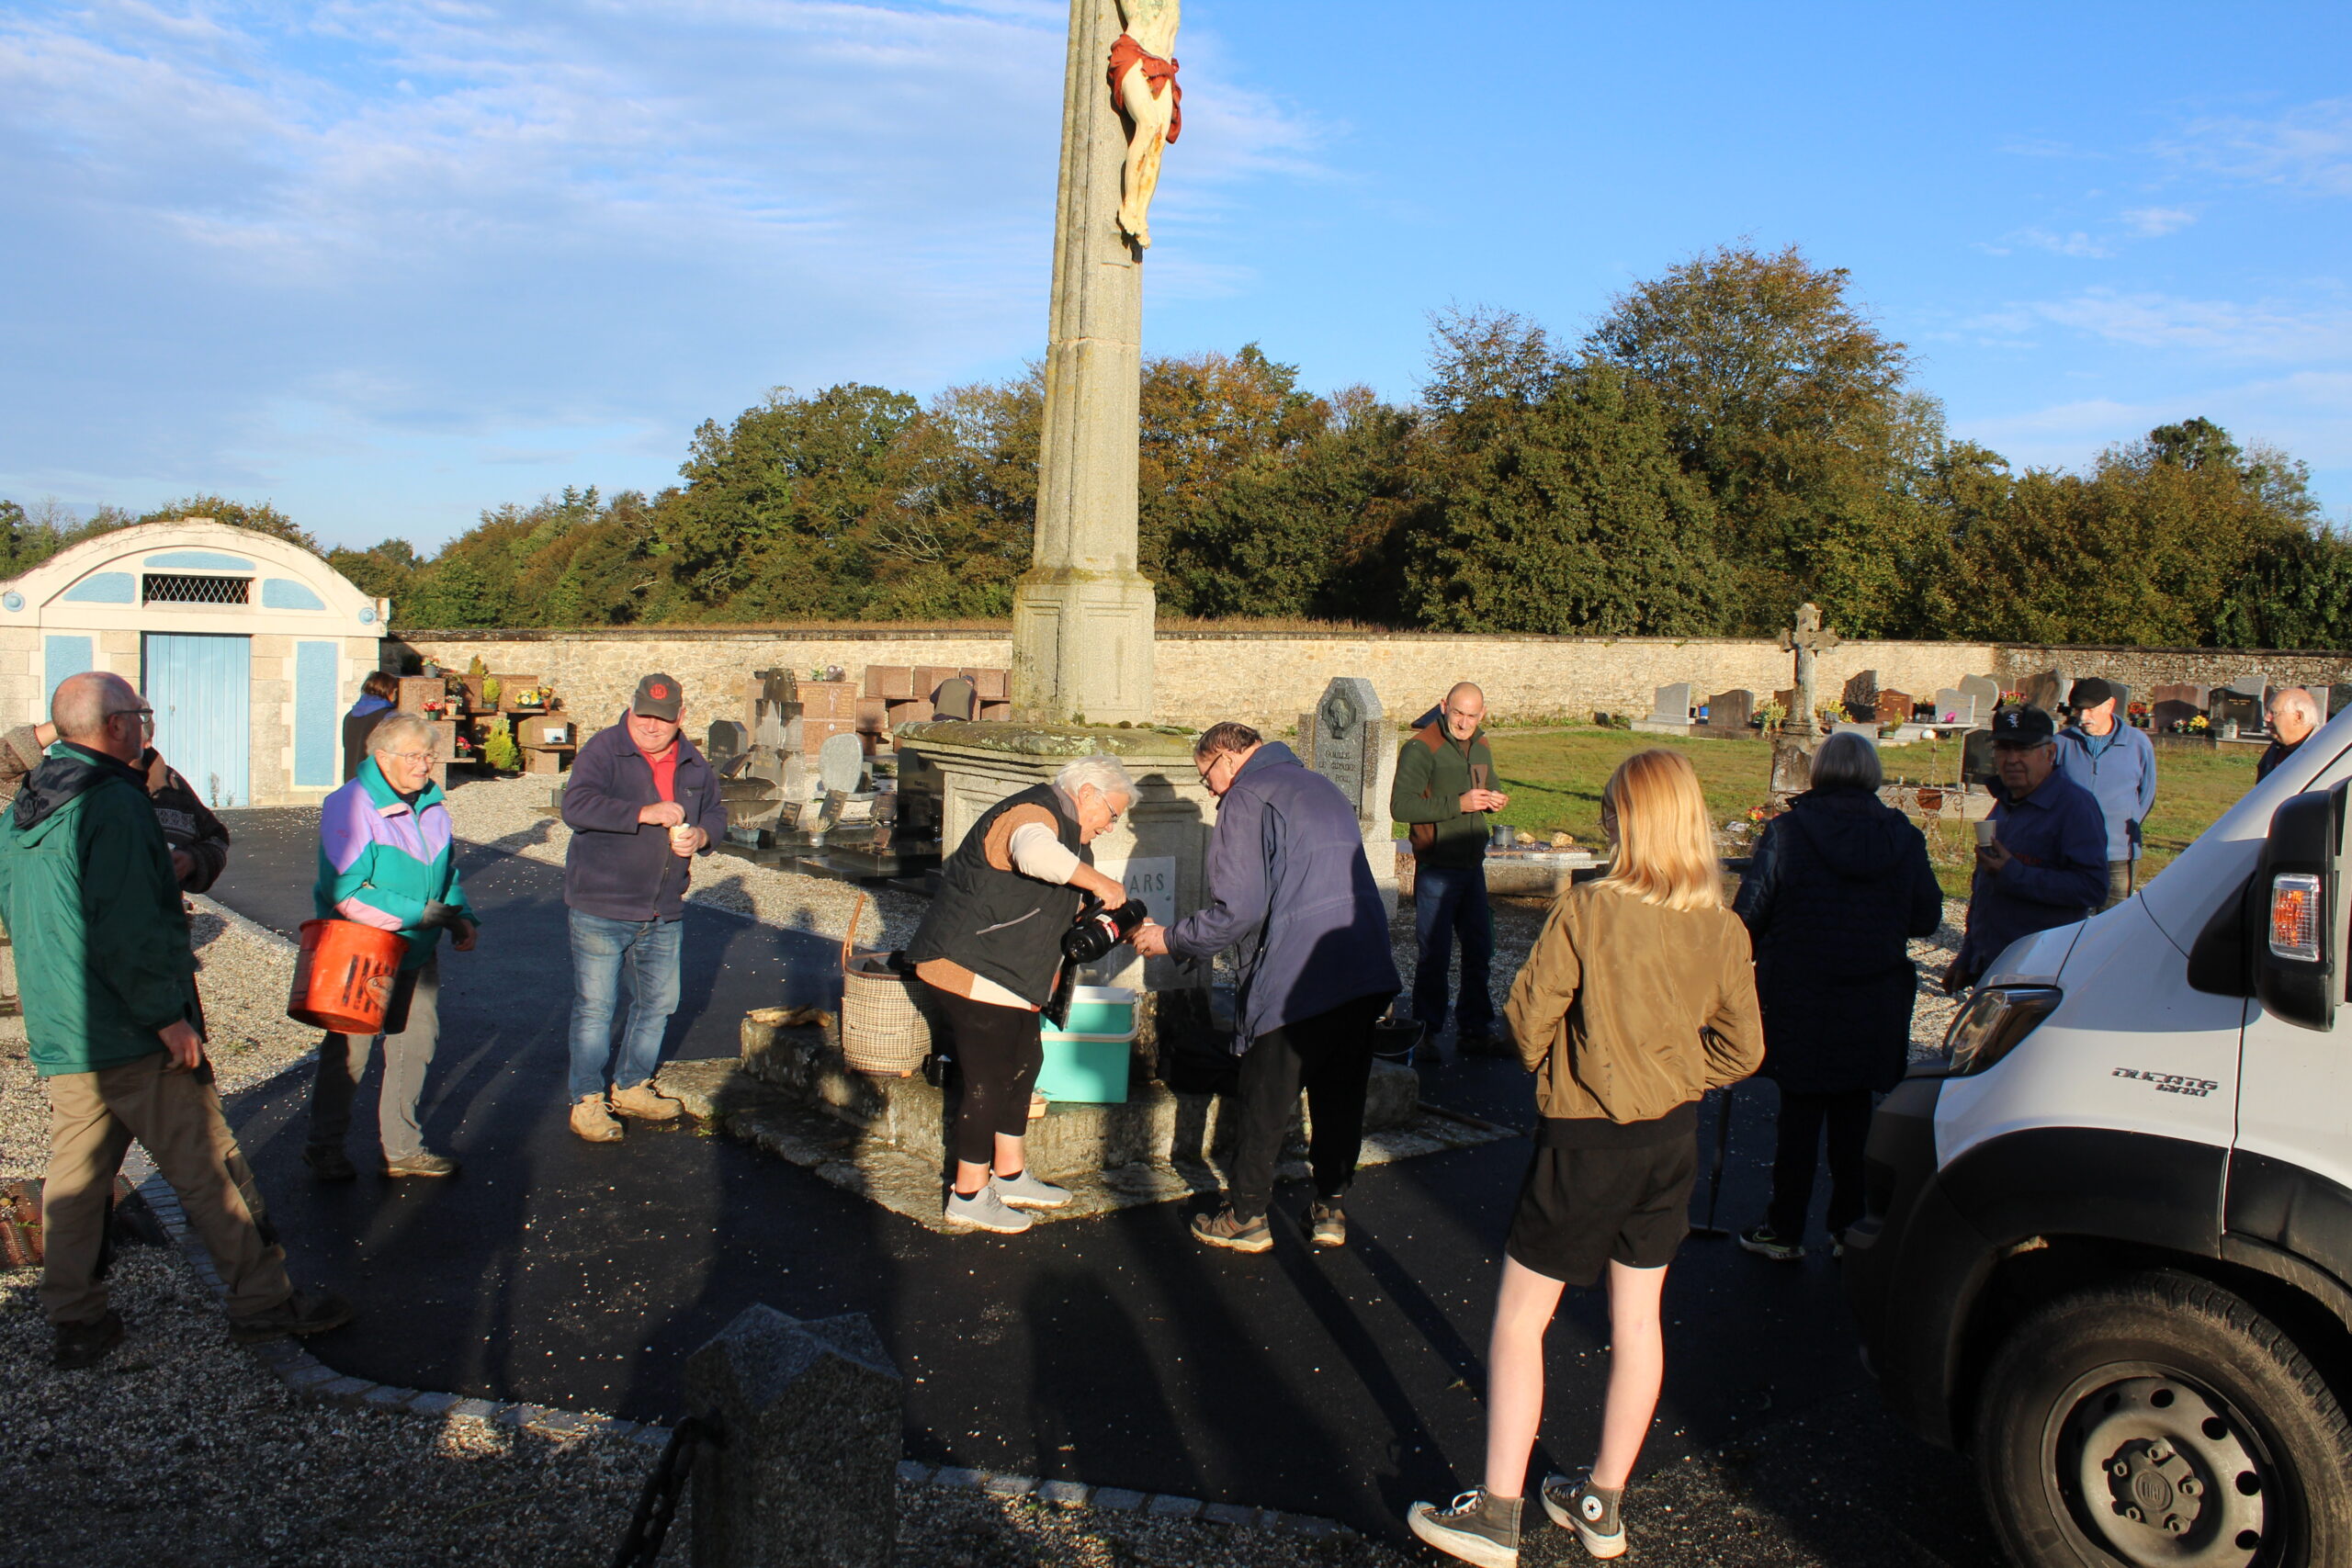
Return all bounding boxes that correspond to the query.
[560,673,729,1142]
[1949,705,2109,991]
[1136,723,1400,1254]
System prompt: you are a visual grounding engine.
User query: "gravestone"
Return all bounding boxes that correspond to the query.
[1704,689,1756,735]
[1305,677,1382,819]
[1773,688,1803,727]
[2333,684,2352,719]
[2149,682,2208,731]
[1770,735,1814,801]
[1932,688,1978,728]
[2021,668,2071,716]
[1841,671,1879,722]
[1874,689,1913,727]
[932,676,978,722]
[707,720,750,762]
[1959,673,2003,717]
[1632,682,1695,735]
[2214,678,2266,735]
[684,1303,901,1568]
[1962,728,2001,791]
[818,732,868,796]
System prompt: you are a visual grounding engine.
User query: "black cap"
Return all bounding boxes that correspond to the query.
[1991,705,2055,745]
[2070,676,2118,709]
[632,672,684,721]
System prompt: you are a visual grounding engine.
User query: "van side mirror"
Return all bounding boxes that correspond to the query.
[2254,781,2350,1031]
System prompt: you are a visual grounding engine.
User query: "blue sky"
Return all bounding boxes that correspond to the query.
[4,1,2346,551]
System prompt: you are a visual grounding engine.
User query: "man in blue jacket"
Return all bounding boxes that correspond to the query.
[1136,723,1401,1254]
[1949,705,2110,991]
[560,674,729,1142]
[2054,677,2159,910]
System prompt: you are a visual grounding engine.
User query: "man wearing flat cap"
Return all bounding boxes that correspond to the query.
[2055,677,2158,911]
[560,673,729,1142]
[1947,705,2109,992]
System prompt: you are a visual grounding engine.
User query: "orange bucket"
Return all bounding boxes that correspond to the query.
[287,919,411,1033]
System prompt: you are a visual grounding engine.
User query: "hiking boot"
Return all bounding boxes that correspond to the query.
[302,1144,357,1183]
[1307,1201,1347,1248]
[229,1290,356,1345]
[1408,1487,1521,1568]
[1737,1224,1804,1261]
[571,1095,623,1144]
[609,1079,682,1122]
[51,1311,124,1371]
[944,1184,1032,1235]
[1191,1205,1272,1254]
[383,1150,460,1179]
[1542,1472,1625,1560]
[993,1170,1072,1210]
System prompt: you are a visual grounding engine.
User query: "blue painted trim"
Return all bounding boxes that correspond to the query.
[262,578,326,612]
[294,640,337,787]
[44,635,93,704]
[146,550,256,571]
[61,571,135,604]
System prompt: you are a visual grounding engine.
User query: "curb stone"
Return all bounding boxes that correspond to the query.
[126,903,1363,1547]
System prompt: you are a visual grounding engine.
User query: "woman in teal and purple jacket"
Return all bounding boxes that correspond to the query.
[305,712,477,1182]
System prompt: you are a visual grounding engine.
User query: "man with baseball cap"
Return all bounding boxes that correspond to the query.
[2054,677,2158,911]
[1947,705,2109,993]
[559,673,729,1142]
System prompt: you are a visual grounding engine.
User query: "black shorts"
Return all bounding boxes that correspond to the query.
[1504,1106,1700,1286]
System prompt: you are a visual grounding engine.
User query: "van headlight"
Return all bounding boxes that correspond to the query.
[1916,986,2063,1077]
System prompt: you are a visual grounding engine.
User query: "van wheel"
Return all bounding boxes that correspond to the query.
[1974,1271,2352,1567]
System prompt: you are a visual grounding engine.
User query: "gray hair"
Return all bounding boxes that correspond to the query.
[51,671,137,741]
[2270,686,2322,727]
[1055,753,1136,805]
[1811,730,1883,792]
[369,712,435,757]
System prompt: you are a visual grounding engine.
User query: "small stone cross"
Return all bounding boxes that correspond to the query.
[1780,603,1841,728]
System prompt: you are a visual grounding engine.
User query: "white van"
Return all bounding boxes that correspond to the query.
[1847,706,2352,1568]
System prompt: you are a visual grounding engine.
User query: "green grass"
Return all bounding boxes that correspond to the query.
[1453,725,2263,899]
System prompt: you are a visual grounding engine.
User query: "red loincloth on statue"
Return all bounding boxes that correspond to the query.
[1107,32,1182,143]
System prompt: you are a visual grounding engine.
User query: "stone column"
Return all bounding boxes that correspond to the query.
[1012,0,1157,726]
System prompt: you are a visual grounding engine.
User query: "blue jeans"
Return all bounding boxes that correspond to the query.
[1411,863,1493,1035]
[568,910,684,1102]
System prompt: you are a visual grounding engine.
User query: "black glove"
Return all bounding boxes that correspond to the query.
[415,900,471,932]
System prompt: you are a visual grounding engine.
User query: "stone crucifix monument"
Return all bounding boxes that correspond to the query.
[1770,602,1842,805]
[1012,0,1182,727]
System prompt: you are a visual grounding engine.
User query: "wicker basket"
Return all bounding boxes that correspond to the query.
[838,895,933,1077]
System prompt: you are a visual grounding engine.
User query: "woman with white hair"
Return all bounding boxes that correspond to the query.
[905,753,1147,1235]
[1731,729,1939,1263]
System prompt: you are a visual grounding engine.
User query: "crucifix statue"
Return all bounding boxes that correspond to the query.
[1781,602,1841,730]
[1109,0,1181,248]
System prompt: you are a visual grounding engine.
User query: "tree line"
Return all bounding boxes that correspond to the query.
[8,243,2344,648]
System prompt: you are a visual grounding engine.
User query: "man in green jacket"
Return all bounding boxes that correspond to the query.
[1389,682,1510,1060]
[0,671,351,1368]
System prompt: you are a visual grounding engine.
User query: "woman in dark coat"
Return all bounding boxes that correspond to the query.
[1732,730,1941,1259]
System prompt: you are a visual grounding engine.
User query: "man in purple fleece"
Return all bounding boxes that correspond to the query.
[1136,722,1401,1254]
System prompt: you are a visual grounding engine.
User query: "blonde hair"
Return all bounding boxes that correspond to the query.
[1600,749,1723,911]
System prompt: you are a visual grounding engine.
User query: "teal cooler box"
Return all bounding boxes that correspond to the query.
[1037,986,1138,1104]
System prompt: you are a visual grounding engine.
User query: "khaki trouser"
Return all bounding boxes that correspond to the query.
[42,1052,291,1325]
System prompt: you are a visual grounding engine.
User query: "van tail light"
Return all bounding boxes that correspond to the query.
[2269,873,2324,962]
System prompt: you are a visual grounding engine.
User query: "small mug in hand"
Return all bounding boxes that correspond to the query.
[1973,819,1997,850]
[669,823,696,855]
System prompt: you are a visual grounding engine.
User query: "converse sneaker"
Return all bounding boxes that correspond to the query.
[944,1184,1033,1235]
[1542,1472,1625,1560]
[1191,1205,1272,1253]
[992,1170,1072,1210]
[1737,1224,1804,1261]
[1407,1487,1521,1568]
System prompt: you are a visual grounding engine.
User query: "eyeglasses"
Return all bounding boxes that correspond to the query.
[382,750,436,766]
[109,707,154,731]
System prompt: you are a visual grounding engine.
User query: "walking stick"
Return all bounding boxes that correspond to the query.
[1690,1082,1736,1239]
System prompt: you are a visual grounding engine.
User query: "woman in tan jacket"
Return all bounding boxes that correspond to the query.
[1410,750,1763,1565]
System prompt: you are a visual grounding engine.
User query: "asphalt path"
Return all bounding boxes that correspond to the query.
[205,803,1998,1562]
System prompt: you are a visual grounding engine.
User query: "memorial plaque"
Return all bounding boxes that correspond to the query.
[1874,689,1912,727]
[1309,677,1383,818]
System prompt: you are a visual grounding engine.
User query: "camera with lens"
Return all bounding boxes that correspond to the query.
[1060,895,1148,966]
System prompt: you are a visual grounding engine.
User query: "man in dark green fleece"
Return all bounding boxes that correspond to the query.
[1390,682,1510,1059]
[0,671,351,1369]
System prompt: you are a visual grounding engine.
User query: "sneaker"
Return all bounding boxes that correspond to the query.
[1542,1472,1625,1560]
[571,1095,623,1144]
[51,1310,124,1371]
[1408,1487,1521,1568]
[1738,1224,1804,1261]
[382,1150,460,1179]
[1307,1201,1346,1248]
[609,1079,682,1122]
[993,1170,1072,1210]
[944,1184,1032,1235]
[1191,1205,1272,1254]
[229,1290,356,1345]
[301,1144,357,1183]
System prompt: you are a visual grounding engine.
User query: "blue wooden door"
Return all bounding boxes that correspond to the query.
[143,633,251,808]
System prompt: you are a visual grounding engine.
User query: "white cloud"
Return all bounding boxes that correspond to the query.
[2007,227,2112,259]
[2120,206,2195,237]
[2163,97,2352,197]
[1972,288,2352,364]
